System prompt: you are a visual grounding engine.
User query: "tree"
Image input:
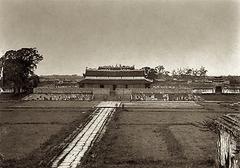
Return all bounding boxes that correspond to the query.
[141,66,157,80]
[164,70,170,77]
[176,68,185,77]
[148,68,157,80]
[0,48,43,94]
[192,68,199,77]
[155,65,165,74]
[155,65,166,78]
[185,68,193,76]
[199,66,207,77]
[171,69,177,77]
[171,66,208,79]
[141,66,151,78]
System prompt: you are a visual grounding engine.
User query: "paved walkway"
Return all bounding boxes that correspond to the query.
[52,101,121,168]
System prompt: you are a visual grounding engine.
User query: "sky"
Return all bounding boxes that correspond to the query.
[0,0,240,76]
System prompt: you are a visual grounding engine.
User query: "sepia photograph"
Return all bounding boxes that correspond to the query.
[0,0,240,167]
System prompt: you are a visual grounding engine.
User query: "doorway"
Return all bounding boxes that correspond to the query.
[215,86,222,94]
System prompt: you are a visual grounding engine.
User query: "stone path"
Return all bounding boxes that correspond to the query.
[52,101,121,168]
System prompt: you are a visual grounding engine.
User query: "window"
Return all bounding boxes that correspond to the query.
[125,85,128,88]
[100,84,104,88]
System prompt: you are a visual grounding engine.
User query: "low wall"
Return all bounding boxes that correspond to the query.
[131,88,192,94]
[34,87,193,94]
[92,88,110,95]
[192,88,215,94]
[113,88,132,100]
[23,93,93,101]
[193,87,240,94]
[34,87,92,94]
[223,88,240,94]
[115,88,132,94]
[131,93,202,101]
[28,86,207,101]
[92,88,110,101]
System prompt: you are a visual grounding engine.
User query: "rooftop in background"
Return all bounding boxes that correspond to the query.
[84,65,146,77]
[88,65,135,71]
[80,65,152,87]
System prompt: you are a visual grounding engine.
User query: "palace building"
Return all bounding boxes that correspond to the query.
[79,65,152,90]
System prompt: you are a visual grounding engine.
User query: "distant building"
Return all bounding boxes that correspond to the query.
[79,65,152,90]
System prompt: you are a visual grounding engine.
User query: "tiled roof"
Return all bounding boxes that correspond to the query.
[84,76,147,80]
[79,78,152,84]
[84,69,145,77]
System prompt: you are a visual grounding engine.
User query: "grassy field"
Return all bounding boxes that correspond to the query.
[81,101,239,168]
[1,98,239,168]
[0,101,98,167]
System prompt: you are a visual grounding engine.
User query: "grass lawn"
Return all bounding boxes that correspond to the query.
[0,101,97,167]
[81,101,236,168]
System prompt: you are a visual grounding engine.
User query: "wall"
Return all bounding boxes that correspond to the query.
[114,88,132,100]
[83,83,146,89]
[192,88,215,94]
[84,84,100,88]
[92,88,110,95]
[131,93,202,101]
[192,87,240,94]
[30,86,197,101]
[116,84,128,88]
[222,87,240,94]
[128,84,146,88]
[34,87,92,94]
[115,88,132,95]
[104,85,113,89]
[23,93,93,101]
[131,87,192,94]
[92,88,110,100]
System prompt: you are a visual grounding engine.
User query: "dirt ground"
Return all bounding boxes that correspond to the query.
[81,101,239,168]
[0,101,98,167]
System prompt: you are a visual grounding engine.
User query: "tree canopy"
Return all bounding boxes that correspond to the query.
[0,48,43,93]
[141,66,157,80]
[142,65,208,80]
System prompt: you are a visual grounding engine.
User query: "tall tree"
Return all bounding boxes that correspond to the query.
[186,68,193,76]
[141,66,151,77]
[199,66,207,77]
[141,66,157,80]
[155,65,165,74]
[171,69,177,77]
[148,68,157,80]
[0,48,43,93]
[155,65,166,78]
